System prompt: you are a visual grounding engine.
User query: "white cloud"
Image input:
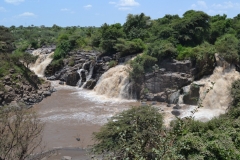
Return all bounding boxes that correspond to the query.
[5,0,24,5]
[84,4,92,9]
[212,1,240,10]
[190,1,240,16]
[191,1,208,9]
[118,7,132,10]
[109,0,139,11]
[61,8,70,12]
[109,1,116,4]
[18,12,36,17]
[197,1,207,9]
[0,7,7,12]
[118,0,139,7]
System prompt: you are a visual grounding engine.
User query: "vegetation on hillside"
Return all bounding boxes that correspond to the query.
[91,80,240,159]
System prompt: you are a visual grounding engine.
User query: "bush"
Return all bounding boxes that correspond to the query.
[0,104,44,160]
[128,54,157,83]
[92,106,179,159]
[53,40,72,60]
[146,40,177,61]
[114,38,146,57]
[108,60,117,68]
[231,79,240,108]
[215,34,239,64]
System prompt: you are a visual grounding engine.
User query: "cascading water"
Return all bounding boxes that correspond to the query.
[30,49,54,77]
[76,68,85,87]
[93,64,135,99]
[82,61,94,88]
[180,55,240,121]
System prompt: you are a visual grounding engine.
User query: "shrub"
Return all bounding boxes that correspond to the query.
[128,54,157,83]
[0,104,44,160]
[108,60,117,68]
[146,40,177,61]
[215,34,239,64]
[92,106,179,159]
[114,38,146,57]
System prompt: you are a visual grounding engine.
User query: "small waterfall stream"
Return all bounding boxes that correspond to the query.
[82,61,95,88]
[30,49,54,77]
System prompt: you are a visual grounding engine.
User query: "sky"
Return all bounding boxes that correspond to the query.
[0,0,240,27]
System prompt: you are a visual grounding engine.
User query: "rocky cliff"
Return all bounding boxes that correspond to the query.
[45,50,112,89]
[143,59,197,103]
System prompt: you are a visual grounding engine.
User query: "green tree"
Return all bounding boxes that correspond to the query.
[146,40,177,61]
[114,38,146,57]
[0,26,15,54]
[173,10,210,46]
[100,23,125,53]
[215,34,239,64]
[123,13,151,40]
[92,106,179,160]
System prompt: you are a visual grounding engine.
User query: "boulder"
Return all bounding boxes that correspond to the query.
[83,79,96,89]
[182,83,200,105]
[62,156,72,160]
[43,91,51,97]
[65,71,80,86]
[152,92,167,102]
[102,56,112,62]
[47,75,56,80]
[4,85,13,92]
[4,93,15,103]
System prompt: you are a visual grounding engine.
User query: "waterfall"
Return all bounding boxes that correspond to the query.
[76,69,85,87]
[93,65,134,99]
[82,61,94,88]
[30,49,54,77]
[196,66,240,111]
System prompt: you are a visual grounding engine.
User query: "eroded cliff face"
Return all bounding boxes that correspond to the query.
[45,50,112,89]
[0,71,55,107]
[0,46,56,107]
[143,59,196,103]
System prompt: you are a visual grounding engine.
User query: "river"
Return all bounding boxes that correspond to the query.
[34,81,138,150]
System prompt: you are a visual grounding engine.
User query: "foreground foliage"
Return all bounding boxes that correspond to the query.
[92,106,180,160]
[92,79,240,159]
[0,105,44,160]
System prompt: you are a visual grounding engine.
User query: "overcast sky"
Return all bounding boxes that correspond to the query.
[0,0,240,27]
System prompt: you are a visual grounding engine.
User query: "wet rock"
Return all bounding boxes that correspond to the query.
[62,156,72,160]
[182,83,200,105]
[173,104,181,109]
[152,92,167,102]
[168,90,180,104]
[102,56,112,62]
[171,110,181,116]
[47,75,56,80]
[43,91,51,97]
[65,71,80,86]
[59,81,64,85]
[83,79,96,89]
[50,87,56,92]
[42,82,51,89]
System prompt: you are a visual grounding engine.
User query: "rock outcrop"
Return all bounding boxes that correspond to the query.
[45,50,110,89]
[0,73,55,107]
[143,59,196,103]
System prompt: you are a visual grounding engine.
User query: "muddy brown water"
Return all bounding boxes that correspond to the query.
[33,81,218,159]
[34,82,139,151]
